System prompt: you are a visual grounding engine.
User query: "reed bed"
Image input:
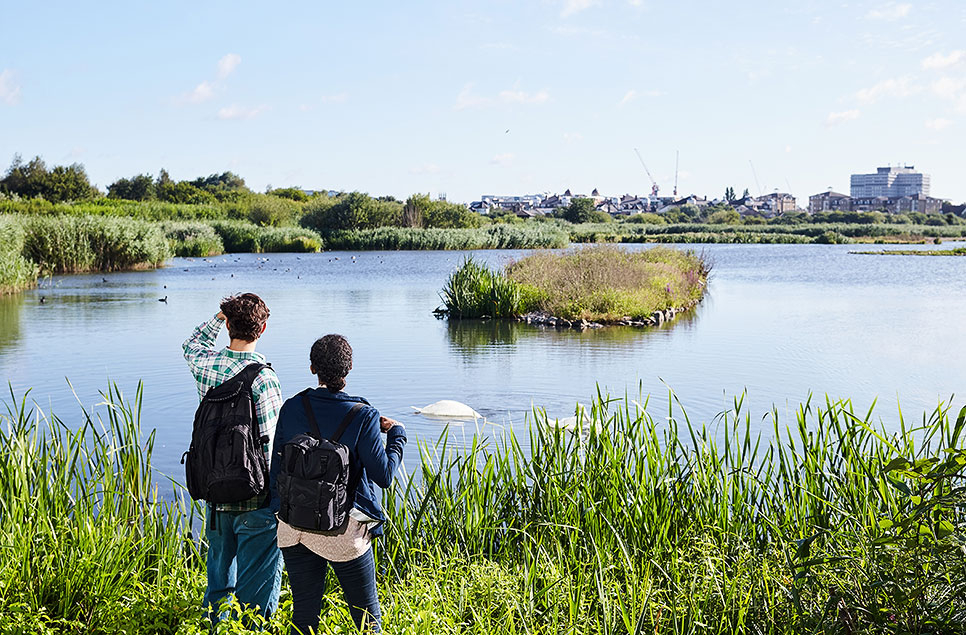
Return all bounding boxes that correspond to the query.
[0,386,963,633]
[572,222,966,245]
[439,246,710,321]
[158,221,225,257]
[208,220,323,253]
[383,393,966,634]
[323,225,569,251]
[0,384,204,633]
[19,215,172,274]
[0,217,39,294]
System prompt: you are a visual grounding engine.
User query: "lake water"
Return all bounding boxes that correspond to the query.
[1,243,965,478]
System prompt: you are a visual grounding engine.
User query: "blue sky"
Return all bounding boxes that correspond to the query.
[1,1,965,204]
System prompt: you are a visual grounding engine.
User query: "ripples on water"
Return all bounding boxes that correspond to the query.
[1,243,965,476]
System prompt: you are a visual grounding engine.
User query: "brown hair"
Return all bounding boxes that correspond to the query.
[220,293,270,342]
[310,334,352,393]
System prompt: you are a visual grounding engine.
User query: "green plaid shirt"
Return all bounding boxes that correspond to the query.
[183,314,283,512]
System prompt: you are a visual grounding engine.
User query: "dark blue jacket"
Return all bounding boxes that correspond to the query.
[269,387,406,536]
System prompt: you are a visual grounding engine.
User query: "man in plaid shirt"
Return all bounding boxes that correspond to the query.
[183,292,283,625]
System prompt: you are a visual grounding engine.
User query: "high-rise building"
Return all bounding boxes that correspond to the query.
[850,166,930,198]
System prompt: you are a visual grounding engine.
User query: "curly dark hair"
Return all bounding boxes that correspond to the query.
[220,293,270,342]
[310,334,352,393]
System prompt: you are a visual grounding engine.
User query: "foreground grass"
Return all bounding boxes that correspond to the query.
[2,383,963,633]
[440,245,709,321]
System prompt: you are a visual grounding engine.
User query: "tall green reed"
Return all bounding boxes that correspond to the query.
[0,383,202,633]
[382,392,966,633]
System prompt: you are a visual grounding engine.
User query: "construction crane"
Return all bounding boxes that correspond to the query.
[633,148,660,197]
[673,150,679,197]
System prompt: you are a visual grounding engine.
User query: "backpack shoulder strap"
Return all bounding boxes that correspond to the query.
[301,393,322,439]
[332,403,365,443]
[301,396,364,442]
[237,362,269,388]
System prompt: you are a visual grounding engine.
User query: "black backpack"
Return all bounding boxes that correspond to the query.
[276,393,363,532]
[182,363,271,504]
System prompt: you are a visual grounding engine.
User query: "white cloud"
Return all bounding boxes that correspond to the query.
[409,163,441,175]
[925,118,952,131]
[617,90,637,107]
[456,84,488,110]
[217,104,267,120]
[826,109,861,126]
[498,89,549,105]
[0,69,22,105]
[922,50,966,70]
[456,84,549,109]
[320,93,348,104]
[563,132,583,143]
[187,81,215,103]
[856,76,917,103]
[931,76,966,99]
[785,145,793,153]
[561,0,600,18]
[866,3,912,20]
[490,153,514,166]
[217,53,241,79]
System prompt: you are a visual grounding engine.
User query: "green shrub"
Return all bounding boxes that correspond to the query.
[20,215,171,274]
[324,225,569,250]
[0,217,39,293]
[209,220,322,253]
[439,257,529,318]
[158,221,225,257]
[623,212,666,224]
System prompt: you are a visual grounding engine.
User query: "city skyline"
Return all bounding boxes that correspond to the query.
[2,1,965,205]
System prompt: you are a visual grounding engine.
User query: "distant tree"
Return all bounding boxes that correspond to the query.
[108,174,156,201]
[156,169,173,188]
[189,171,249,202]
[741,188,750,199]
[157,180,216,205]
[1,155,96,202]
[424,199,482,228]
[268,187,309,202]
[707,208,740,224]
[724,187,736,204]
[562,198,596,224]
[402,194,427,228]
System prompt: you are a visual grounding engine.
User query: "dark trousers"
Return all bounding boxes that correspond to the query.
[281,543,381,634]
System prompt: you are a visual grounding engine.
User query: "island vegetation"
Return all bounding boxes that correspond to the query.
[3,154,966,294]
[439,246,709,324]
[1,384,963,633]
[850,247,966,256]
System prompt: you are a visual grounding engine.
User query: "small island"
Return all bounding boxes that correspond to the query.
[437,245,709,328]
[850,247,966,256]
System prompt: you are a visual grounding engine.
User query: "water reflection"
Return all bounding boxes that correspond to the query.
[445,308,703,357]
[0,294,23,353]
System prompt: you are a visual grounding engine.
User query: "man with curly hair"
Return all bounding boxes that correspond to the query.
[183,292,283,626]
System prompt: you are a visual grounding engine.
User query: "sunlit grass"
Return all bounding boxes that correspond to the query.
[0,385,963,633]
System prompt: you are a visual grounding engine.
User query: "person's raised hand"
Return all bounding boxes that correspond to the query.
[379,416,400,432]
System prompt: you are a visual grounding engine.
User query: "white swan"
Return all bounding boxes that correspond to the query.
[411,400,483,420]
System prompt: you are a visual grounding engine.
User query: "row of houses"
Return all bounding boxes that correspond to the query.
[471,189,799,218]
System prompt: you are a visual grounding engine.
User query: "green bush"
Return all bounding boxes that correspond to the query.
[158,221,225,257]
[439,257,529,318]
[324,225,569,250]
[623,212,666,224]
[20,215,171,274]
[0,217,39,293]
[209,220,322,253]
